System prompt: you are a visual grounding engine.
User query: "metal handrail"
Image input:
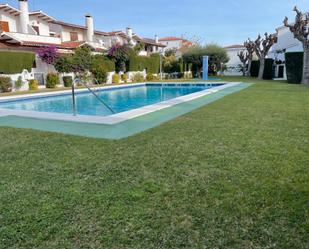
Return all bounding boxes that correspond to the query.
[71,78,115,115]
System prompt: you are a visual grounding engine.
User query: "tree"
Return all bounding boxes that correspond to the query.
[164,48,177,57]
[284,6,309,85]
[237,51,249,76]
[54,56,73,74]
[71,45,92,74]
[183,44,229,77]
[108,43,132,72]
[254,33,277,80]
[244,39,255,76]
[182,45,204,77]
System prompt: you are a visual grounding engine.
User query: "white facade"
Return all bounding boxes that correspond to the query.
[0,0,165,91]
[159,39,183,52]
[0,9,19,32]
[267,24,305,80]
[223,45,245,76]
[269,25,303,61]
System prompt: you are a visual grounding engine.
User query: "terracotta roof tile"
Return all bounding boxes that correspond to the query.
[224,44,245,49]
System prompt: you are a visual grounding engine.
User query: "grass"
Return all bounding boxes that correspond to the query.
[0,77,308,248]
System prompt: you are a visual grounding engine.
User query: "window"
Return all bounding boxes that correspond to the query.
[70,32,78,41]
[32,26,40,35]
[0,21,9,32]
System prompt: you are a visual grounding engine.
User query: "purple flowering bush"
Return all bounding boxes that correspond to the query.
[37,45,59,65]
[108,43,132,72]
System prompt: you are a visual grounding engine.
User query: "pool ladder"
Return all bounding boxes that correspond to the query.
[71,78,115,116]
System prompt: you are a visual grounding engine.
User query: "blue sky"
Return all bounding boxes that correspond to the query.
[5,0,309,45]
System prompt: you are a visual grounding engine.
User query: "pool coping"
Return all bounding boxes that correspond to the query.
[0,82,236,125]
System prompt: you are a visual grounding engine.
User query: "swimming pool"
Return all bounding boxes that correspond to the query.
[0,82,239,125]
[0,82,249,138]
[0,83,223,116]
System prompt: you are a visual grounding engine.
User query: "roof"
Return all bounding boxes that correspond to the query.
[141,37,166,47]
[51,20,109,36]
[0,4,55,22]
[29,11,55,22]
[107,31,125,36]
[159,36,186,42]
[224,44,245,49]
[16,40,105,51]
[0,3,20,16]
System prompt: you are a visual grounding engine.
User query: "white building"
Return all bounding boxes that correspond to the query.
[0,0,165,86]
[158,37,193,58]
[223,45,246,76]
[268,25,303,80]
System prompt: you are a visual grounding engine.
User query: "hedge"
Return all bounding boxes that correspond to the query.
[285,52,303,84]
[263,58,274,80]
[92,55,115,72]
[128,54,160,74]
[250,59,274,79]
[250,60,260,77]
[0,51,35,74]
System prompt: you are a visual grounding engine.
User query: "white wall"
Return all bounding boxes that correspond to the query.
[160,40,182,51]
[223,47,245,76]
[29,16,50,36]
[61,27,85,42]
[226,47,245,66]
[268,26,303,61]
[0,9,19,32]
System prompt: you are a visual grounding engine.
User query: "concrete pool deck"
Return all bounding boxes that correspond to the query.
[0,82,252,139]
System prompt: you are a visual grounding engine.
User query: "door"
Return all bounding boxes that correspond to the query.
[0,21,9,32]
[278,65,284,78]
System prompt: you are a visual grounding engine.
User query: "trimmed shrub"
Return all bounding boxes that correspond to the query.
[46,73,60,88]
[146,73,154,81]
[121,74,128,83]
[112,74,120,84]
[28,79,38,90]
[263,58,274,80]
[15,76,23,90]
[0,76,12,92]
[250,60,260,77]
[0,51,35,74]
[128,54,160,74]
[133,73,144,83]
[63,76,73,87]
[285,52,303,84]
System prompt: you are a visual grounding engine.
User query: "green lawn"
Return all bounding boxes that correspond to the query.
[0,77,308,248]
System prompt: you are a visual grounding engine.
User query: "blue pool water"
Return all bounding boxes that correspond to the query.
[0,83,222,116]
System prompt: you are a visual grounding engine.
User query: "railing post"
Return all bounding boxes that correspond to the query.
[72,81,76,116]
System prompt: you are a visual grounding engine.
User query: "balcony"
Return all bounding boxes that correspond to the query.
[0,32,62,45]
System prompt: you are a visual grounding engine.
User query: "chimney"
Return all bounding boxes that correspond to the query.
[155,35,159,44]
[126,27,133,39]
[85,14,94,42]
[19,0,29,34]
